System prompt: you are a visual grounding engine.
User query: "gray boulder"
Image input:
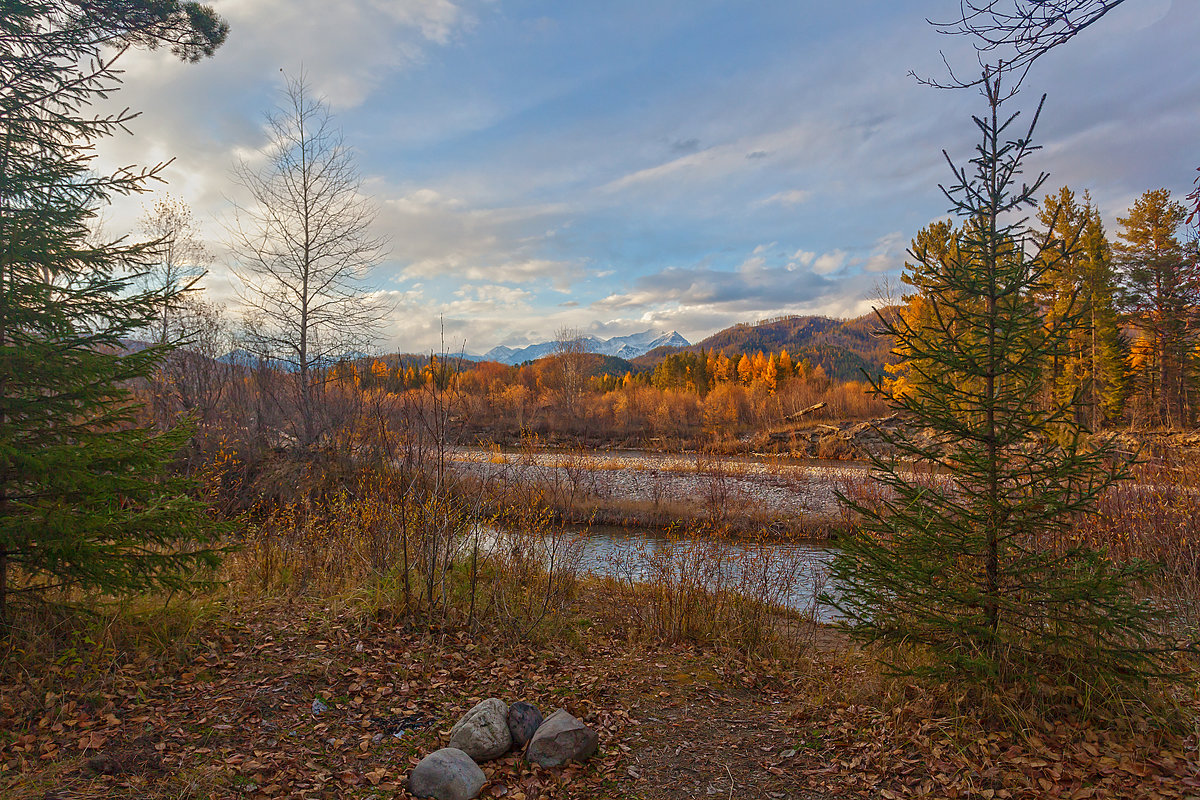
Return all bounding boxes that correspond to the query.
[408,748,486,800]
[526,708,598,767]
[447,698,512,762]
[506,701,543,750]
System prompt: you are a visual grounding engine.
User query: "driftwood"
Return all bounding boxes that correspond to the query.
[785,402,826,421]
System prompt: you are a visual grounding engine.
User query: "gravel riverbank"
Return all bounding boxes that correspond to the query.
[451,447,874,536]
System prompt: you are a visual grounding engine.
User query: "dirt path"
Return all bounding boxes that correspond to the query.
[623,681,815,800]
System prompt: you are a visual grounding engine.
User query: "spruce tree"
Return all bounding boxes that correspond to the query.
[827,76,1174,694]
[0,2,228,622]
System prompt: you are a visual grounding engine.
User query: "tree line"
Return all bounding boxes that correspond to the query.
[894,185,1200,429]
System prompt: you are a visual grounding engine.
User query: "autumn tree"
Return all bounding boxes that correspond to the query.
[229,74,387,450]
[829,76,1172,697]
[1115,189,1200,428]
[0,0,228,622]
[736,354,753,385]
[886,219,961,400]
[1035,187,1128,426]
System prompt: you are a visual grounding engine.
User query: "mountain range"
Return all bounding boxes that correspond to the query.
[466,329,690,365]
[212,315,894,383]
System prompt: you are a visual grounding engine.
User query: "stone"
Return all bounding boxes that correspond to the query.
[506,701,543,750]
[408,748,486,800]
[310,698,327,716]
[447,698,512,762]
[526,708,598,767]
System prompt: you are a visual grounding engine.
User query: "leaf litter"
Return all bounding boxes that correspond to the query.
[0,592,1195,799]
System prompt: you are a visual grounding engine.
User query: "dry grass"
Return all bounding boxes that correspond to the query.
[1078,453,1200,634]
[460,444,846,539]
[218,456,825,659]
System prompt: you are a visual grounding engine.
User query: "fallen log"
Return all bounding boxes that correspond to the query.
[786,402,826,421]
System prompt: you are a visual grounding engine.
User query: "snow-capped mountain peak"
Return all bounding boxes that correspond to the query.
[472,329,690,365]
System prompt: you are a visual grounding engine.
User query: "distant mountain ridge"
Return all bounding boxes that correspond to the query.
[216,349,371,372]
[632,312,896,382]
[466,329,690,365]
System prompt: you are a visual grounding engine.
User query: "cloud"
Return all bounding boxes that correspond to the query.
[598,123,818,195]
[452,284,534,310]
[863,231,906,273]
[375,188,586,289]
[671,138,701,154]
[812,250,847,275]
[578,240,897,350]
[87,0,479,281]
[581,281,885,349]
[371,286,541,354]
[592,247,843,313]
[119,0,471,109]
[755,189,811,208]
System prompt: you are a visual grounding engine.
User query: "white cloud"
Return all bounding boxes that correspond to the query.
[812,250,847,275]
[863,231,906,273]
[755,189,811,208]
[583,280,886,348]
[591,245,844,315]
[119,0,471,109]
[452,284,534,308]
[375,187,585,289]
[86,0,480,300]
[598,124,819,196]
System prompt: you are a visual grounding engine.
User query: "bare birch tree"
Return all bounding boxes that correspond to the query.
[547,327,588,422]
[139,193,211,344]
[228,74,387,449]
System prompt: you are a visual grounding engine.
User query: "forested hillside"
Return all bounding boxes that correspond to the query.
[634,312,896,381]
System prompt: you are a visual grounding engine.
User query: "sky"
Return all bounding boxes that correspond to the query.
[93,0,1199,355]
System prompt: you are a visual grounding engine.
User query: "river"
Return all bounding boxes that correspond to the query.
[457,446,861,621]
[480,521,844,622]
